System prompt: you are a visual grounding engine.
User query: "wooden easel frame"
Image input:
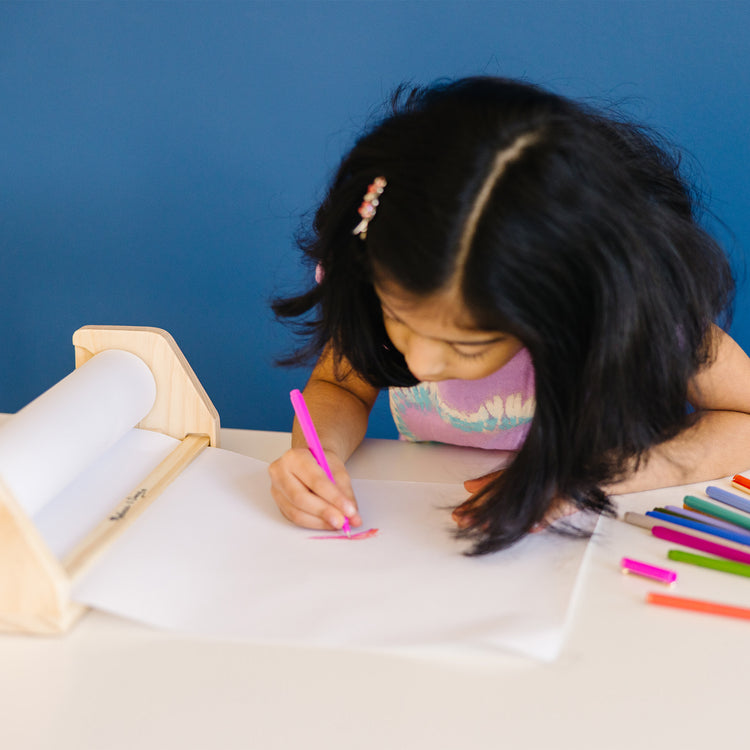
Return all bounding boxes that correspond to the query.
[0,326,221,635]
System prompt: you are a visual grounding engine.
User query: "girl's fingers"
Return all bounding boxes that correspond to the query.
[451,508,472,529]
[451,493,487,529]
[278,501,337,531]
[268,449,360,530]
[463,469,504,494]
[455,472,502,527]
[272,477,358,530]
[530,500,578,533]
[277,488,357,531]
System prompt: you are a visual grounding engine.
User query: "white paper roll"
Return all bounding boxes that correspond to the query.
[0,349,156,517]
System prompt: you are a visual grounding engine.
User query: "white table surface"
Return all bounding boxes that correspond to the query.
[1,421,747,750]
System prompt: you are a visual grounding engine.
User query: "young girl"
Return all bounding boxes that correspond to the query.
[268,76,750,555]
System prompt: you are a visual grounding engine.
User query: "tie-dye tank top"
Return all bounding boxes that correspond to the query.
[388,347,535,450]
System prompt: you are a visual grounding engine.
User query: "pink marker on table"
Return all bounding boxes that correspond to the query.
[651,525,750,565]
[290,389,351,536]
[621,557,677,584]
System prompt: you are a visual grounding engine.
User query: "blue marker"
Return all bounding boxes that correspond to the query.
[706,486,750,515]
[645,510,750,548]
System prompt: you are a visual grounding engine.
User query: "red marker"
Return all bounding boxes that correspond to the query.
[731,474,750,496]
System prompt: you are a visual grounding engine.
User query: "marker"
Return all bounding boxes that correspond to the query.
[620,557,677,584]
[290,389,351,536]
[731,474,750,496]
[663,504,746,533]
[646,592,750,621]
[706,485,750,515]
[683,495,750,532]
[667,549,750,579]
[644,510,750,548]
[651,525,750,565]
[624,512,750,553]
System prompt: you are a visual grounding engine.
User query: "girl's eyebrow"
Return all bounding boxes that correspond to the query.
[379,300,507,346]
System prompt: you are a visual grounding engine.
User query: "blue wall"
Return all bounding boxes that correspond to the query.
[2,1,748,438]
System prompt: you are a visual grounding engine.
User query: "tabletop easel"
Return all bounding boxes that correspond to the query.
[0,326,220,635]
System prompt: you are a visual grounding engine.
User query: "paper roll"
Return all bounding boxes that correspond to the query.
[0,349,156,517]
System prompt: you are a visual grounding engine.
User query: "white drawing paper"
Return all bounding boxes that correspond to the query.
[73,442,593,661]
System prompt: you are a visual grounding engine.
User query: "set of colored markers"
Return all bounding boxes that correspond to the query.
[622,474,750,621]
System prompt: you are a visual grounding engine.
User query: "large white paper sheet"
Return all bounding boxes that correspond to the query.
[74,443,594,661]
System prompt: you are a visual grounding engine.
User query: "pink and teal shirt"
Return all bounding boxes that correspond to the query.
[389,347,536,450]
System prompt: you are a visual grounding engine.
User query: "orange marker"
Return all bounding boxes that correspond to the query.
[647,592,750,621]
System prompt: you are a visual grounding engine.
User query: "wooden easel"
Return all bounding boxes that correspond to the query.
[0,326,220,635]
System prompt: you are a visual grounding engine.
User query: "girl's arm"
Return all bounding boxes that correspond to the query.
[268,346,380,530]
[608,326,750,494]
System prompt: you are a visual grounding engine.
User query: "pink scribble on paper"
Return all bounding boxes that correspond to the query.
[309,528,379,540]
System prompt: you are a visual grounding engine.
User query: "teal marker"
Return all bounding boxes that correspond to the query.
[683,495,750,533]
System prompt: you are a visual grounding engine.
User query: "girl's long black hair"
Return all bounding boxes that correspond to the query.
[273,77,734,555]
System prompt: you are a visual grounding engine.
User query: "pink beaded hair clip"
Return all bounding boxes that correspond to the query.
[352,176,387,239]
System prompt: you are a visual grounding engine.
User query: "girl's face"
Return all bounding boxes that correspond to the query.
[374,281,523,382]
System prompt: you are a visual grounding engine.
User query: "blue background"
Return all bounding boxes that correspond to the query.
[2,1,748,438]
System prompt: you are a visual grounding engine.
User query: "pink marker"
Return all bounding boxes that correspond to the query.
[651,525,750,565]
[290,389,351,536]
[621,557,677,584]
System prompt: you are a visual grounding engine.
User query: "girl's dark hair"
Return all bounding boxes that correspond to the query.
[272,76,734,555]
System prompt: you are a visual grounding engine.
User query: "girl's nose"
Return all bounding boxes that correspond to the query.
[403,336,446,381]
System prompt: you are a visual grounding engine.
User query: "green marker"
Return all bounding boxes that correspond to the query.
[668,549,750,578]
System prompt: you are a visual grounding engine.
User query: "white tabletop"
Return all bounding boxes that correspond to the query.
[0,423,746,749]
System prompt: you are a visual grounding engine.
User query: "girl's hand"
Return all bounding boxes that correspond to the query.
[268,448,361,531]
[452,470,577,532]
[528,498,578,533]
[452,470,504,529]
[462,471,504,496]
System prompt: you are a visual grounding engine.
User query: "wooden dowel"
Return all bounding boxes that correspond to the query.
[63,433,210,583]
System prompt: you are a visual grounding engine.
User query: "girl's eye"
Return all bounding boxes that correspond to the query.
[451,346,491,360]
